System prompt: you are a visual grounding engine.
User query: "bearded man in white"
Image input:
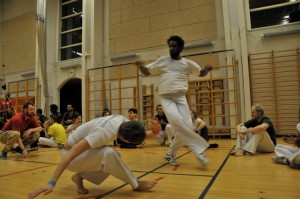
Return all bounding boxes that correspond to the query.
[137,35,212,168]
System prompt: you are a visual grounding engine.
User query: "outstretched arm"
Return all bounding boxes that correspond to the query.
[136,61,150,76]
[199,65,212,77]
[247,123,269,134]
[65,124,75,134]
[28,139,91,199]
[195,120,206,131]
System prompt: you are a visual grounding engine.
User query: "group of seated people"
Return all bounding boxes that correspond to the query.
[35,104,82,149]
[122,103,300,170]
[1,102,299,170]
[0,102,82,159]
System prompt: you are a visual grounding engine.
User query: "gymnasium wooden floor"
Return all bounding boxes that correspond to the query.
[0,139,299,199]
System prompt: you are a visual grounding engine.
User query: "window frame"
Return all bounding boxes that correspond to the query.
[59,0,83,61]
[245,0,300,30]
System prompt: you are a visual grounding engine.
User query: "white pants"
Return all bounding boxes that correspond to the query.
[39,137,59,148]
[156,125,176,145]
[165,124,175,144]
[275,144,300,164]
[296,123,300,133]
[61,146,139,189]
[160,93,209,156]
[156,130,167,144]
[236,128,275,154]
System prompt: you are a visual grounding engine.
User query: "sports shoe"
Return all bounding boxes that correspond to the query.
[0,150,8,159]
[272,156,288,165]
[164,153,179,166]
[28,146,38,151]
[197,153,209,169]
[208,143,219,149]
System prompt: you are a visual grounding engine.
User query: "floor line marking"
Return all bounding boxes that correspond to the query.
[132,170,214,177]
[2,158,58,165]
[198,145,235,199]
[97,151,192,198]
[0,164,56,178]
[172,165,179,171]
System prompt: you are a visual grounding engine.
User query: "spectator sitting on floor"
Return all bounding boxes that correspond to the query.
[66,114,82,136]
[116,108,144,149]
[38,114,67,149]
[231,104,276,156]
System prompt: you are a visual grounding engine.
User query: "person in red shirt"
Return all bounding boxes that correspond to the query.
[0,92,15,123]
[1,102,42,159]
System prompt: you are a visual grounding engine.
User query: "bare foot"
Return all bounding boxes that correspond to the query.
[230,148,241,155]
[234,149,246,156]
[133,180,157,191]
[71,173,89,194]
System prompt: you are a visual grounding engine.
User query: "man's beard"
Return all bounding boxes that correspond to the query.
[170,52,178,58]
[26,112,34,117]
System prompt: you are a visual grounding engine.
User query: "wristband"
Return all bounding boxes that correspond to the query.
[21,148,26,151]
[48,180,56,187]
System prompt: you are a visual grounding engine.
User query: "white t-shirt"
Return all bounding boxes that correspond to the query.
[68,115,128,148]
[146,56,202,95]
[193,118,203,131]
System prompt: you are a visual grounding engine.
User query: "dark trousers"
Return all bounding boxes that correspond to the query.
[197,126,209,142]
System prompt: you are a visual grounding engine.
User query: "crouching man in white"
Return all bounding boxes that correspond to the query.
[28,114,157,199]
[38,114,66,149]
[232,104,276,156]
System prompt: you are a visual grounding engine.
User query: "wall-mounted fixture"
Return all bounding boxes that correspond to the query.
[20,70,35,76]
[261,27,300,38]
[185,39,214,49]
[110,52,139,61]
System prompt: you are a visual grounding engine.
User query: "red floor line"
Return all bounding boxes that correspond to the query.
[0,164,55,178]
[172,165,179,171]
[154,176,164,181]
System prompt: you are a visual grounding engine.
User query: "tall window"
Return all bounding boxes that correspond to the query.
[249,0,300,29]
[60,0,82,61]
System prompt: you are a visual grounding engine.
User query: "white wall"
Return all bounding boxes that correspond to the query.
[247,28,300,53]
[0,0,34,21]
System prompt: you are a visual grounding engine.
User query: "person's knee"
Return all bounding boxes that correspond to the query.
[103,147,120,158]
[33,131,40,139]
[8,131,20,142]
[156,133,164,144]
[165,124,172,131]
[252,131,264,140]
